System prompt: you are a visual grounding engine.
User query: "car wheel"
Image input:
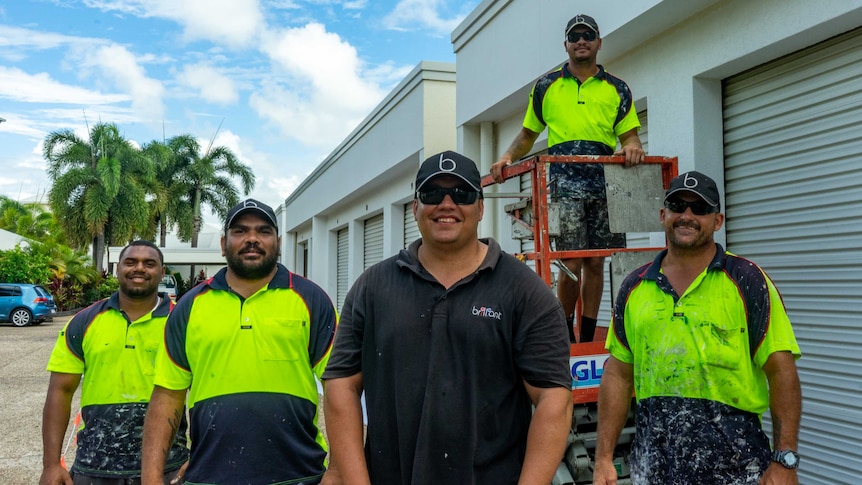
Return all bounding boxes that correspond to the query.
[11,308,33,327]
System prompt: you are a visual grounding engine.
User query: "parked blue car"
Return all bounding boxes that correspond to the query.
[0,283,57,327]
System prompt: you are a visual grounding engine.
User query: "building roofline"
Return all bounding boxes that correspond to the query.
[281,61,455,208]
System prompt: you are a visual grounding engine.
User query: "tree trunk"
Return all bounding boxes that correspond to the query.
[191,189,201,249]
[93,232,105,274]
[160,216,167,247]
[190,188,202,281]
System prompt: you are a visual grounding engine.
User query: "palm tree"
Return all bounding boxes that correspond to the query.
[47,244,99,285]
[142,140,194,247]
[0,196,68,246]
[0,197,29,234]
[44,122,154,272]
[167,134,255,248]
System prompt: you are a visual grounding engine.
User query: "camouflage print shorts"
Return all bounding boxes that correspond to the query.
[553,197,626,250]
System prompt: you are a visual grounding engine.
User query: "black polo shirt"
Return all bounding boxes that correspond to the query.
[324,238,571,484]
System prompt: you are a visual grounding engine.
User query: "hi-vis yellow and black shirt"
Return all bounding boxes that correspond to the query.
[46,292,189,478]
[154,264,337,485]
[606,244,801,482]
[523,63,640,197]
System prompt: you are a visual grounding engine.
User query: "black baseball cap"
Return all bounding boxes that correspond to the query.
[566,14,600,36]
[665,171,720,208]
[415,150,482,193]
[224,198,278,230]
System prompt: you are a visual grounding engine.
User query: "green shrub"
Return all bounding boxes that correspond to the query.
[0,245,52,284]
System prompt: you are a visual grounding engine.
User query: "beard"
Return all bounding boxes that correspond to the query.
[667,220,712,250]
[226,245,278,280]
[120,277,159,299]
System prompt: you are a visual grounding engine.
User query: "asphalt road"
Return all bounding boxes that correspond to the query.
[0,316,78,485]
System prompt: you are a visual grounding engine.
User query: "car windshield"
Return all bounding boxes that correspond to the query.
[34,286,50,297]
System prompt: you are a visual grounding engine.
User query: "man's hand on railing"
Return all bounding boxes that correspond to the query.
[490,155,514,184]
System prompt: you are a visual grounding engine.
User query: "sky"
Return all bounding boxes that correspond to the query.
[0,0,480,221]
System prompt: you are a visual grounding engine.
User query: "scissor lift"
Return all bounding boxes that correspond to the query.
[481,155,678,484]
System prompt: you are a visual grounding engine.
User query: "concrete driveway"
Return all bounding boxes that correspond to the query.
[0,317,78,484]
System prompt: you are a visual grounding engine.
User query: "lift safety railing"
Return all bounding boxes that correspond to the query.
[481,154,678,290]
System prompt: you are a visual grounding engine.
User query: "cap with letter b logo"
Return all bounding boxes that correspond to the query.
[664,171,720,208]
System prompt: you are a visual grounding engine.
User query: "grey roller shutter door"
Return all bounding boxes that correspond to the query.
[403,202,420,248]
[723,27,862,484]
[336,227,349,314]
[363,214,384,270]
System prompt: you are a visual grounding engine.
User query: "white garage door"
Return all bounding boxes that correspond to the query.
[363,214,384,270]
[336,227,349,314]
[723,28,862,484]
[403,202,420,248]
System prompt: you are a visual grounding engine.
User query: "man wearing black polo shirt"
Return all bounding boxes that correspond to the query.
[324,151,573,484]
[490,14,644,344]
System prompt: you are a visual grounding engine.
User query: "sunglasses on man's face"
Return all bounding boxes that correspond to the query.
[664,198,719,216]
[417,186,480,205]
[567,30,598,43]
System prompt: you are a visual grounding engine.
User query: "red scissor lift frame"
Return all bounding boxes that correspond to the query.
[486,156,676,287]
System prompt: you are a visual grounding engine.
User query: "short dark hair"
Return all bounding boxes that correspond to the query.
[119,240,164,265]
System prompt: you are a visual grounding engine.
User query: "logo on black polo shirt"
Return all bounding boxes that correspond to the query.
[472,305,502,320]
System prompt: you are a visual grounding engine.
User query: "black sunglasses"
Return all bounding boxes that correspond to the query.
[567,30,598,43]
[417,187,481,205]
[665,198,719,216]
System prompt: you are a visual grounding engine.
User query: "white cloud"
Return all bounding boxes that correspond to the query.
[268,173,305,200]
[201,129,311,202]
[0,25,102,50]
[82,0,265,47]
[0,141,51,203]
[383,0,467,35]
[0,66,130,105]
[80,44,166,122]
[252,23,386,146]
[177,64,239,105]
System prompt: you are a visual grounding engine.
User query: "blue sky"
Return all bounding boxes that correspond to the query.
[0,0,479,215]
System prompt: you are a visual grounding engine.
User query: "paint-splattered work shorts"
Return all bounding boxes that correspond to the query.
[630,397,771,484]
[548,161,626,251]
[553,196,626,250]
